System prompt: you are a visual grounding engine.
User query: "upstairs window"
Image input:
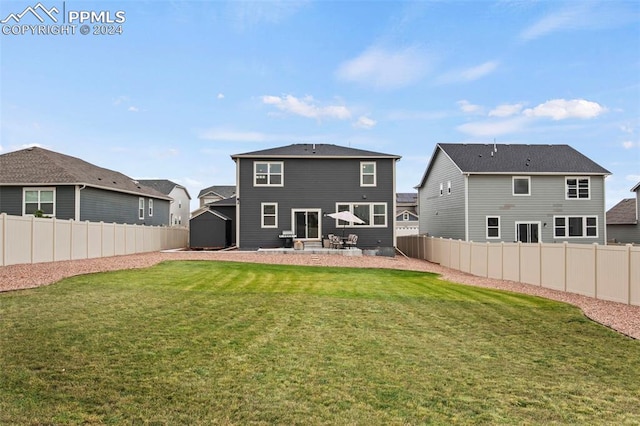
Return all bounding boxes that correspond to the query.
[566,177,590,199]
[139,198,145,220]
[513,176,531,196]
[24,188,55,216]
[447,181,451,195]
[148,199,154,217]
[360,162,376,187]
[254,162,284,187]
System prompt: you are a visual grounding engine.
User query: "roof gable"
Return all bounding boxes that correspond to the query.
[607,198,637,225]
[198,185,236,199]
[138,179,191,199]
[0,147,170,200]
[231,143,400,159]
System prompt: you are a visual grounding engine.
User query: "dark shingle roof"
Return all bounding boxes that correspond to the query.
[437,143,610,174]
[396,192,417,204]
[137,179,191,199]
[231,143,400,159]
[198,185,236,199]
[207,196,237,207]
[607,198,638,225]
[0,147,170,200]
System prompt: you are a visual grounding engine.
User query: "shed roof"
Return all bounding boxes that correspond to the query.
[0,147,170,200]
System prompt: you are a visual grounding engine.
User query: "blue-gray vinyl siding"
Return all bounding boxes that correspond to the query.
[237,157,396,251]
[467,175,606,244]
[0,185,75,219]
[80,187,169,225]
[418,150,466,239]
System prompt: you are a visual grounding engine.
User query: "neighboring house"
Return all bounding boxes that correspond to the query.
[0,147,171,225]
[606,182,640,244]
[231,143,401,254]
[138,179,191,226]
[417,143,611,244]
[197,185,235,207]
[396,192,419,237]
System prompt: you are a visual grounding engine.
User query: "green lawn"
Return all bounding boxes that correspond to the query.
[1,260,639,425]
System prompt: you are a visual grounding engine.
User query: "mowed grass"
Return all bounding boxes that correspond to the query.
[1,261,639,425]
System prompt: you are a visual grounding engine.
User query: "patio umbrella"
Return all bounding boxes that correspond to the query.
[328,211,364,236]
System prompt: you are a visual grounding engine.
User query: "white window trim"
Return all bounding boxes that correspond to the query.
[360,161,376,187]
[148,199,154,217]
[139,198,145,220]
[335,202,387,227]
[254,161,284,187]
[261,202,278,228]
[447,181,451,195]
[565,176,591,200]
[439,183,443,196]
[23,187,56,217]
[553,215,598,238]
[486,216,501,239]
[512,176,531,196]
[515,221,542,243]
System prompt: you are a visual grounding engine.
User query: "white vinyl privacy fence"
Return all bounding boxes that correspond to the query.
[0,213,188,266]
[397,235,640,307]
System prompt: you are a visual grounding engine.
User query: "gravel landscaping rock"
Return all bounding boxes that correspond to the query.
[1,250,638,340]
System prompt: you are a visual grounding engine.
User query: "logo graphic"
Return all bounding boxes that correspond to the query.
[1,2,59,24]
[1,2,126,36]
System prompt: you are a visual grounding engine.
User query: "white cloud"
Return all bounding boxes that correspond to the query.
[229,1,308,31]
[128,106,139,112]
[457,100,483,114]
[623,141,638,149]
[519,2,636,41]
[523,99,606,120]
[520,6,584,41]
[335,45,432,90]
[438,61,499,84]
[489,103,524,118]
[217,93,225,99]
[262,94,351,120]
[353,116,376,129]
[627,174,640,183]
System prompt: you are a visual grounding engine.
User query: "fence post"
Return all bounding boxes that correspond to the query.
[593,243,598,300]
[628,244,632,305]
[31,215,36,264]
[1,213,6,266]
[563,241,568,292]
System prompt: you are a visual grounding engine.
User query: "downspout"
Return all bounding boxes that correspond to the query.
[235,158,240,248]
[464,174,469,241]
[75,185,86,220]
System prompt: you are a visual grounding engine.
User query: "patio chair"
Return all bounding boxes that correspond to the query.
[345,234,358,249]
[330,234,343,249]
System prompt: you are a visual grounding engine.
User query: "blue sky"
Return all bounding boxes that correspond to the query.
[1,0,639,211]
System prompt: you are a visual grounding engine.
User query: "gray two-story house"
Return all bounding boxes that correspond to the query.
[417,143,611,244]
[138,179,191,226]
[0,147,171,225]
[231,143,401,254]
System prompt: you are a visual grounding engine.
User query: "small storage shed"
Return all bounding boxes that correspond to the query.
[189,209,233,249]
